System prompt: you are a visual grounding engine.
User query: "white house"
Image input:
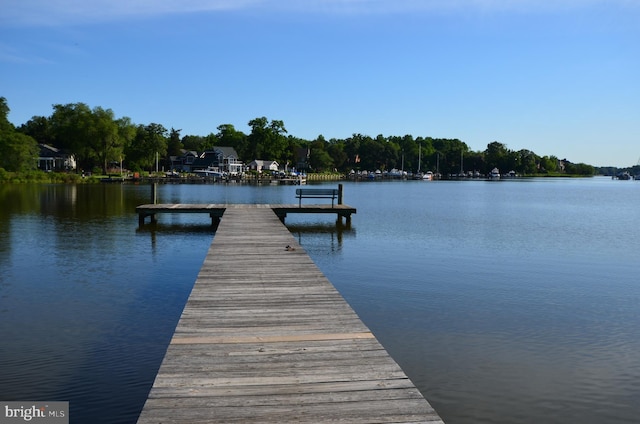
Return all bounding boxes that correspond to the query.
[248,160,279,173]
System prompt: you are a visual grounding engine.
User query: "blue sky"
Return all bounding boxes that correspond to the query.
[1,0,638,167]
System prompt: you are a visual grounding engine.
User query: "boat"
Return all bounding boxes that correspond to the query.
[193,168,224,179]
[617,172,631,180]
[415,146,433,180]
[489,168,500,180]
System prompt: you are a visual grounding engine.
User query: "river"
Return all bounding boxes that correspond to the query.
[0,178,639,423]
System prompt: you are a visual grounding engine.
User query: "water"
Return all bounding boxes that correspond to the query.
[0,179,639,423]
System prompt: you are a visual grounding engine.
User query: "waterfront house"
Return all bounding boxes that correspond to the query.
[248,160,280,173]
[38,144,76,172]
[171,147,243,175]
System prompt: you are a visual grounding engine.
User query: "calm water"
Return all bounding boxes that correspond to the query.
[1,179,639,423]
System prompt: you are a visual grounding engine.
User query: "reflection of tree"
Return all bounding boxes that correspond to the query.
[0,185,159,269]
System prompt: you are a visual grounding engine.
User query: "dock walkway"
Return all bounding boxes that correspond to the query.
[136,205,444,423]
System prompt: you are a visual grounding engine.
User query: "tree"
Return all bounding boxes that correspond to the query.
[0,132,39,172]
[539,155,558,173]
[517,149,539,175]
[308,138,333,171]
[246,117,288,163]
[0,97,12,133]
[326,139,348,171]
[90,107,124,174]
[565,162,595,176]
[485,141,511,172]
[0,98,39,172]
[49,103,132,173]
[18,115,54,146]
[49,103,93,169]
[216,124,246,156]
[182,135,207,152]
[432,138,468,176]
[167,128,183,157]
[309,149,333,171]
[125,124,167,171]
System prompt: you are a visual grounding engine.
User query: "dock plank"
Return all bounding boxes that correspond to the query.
[136,206,444,423]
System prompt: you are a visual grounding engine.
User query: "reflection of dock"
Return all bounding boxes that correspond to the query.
[136,206,444,424]
[288,223,356,251]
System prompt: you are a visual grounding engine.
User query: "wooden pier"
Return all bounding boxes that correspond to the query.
[136,203,357,226]
[136,205,444,423]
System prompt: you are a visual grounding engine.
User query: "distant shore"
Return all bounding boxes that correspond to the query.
[0,169,616,184]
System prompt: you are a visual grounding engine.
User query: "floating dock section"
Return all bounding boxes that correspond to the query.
[136,205,444,423]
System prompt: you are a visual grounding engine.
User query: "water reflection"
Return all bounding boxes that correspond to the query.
[0,183,213,424]
[2,180,640,424]
[136,223,216,252]
[287,222,356,254]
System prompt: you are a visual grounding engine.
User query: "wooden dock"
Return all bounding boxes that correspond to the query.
[136,205,444,423]
[136,203,357,226]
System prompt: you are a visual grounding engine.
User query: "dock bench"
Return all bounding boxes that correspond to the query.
[295,188,339,207]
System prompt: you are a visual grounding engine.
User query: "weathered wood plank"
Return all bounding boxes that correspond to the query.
[136,205,443,423]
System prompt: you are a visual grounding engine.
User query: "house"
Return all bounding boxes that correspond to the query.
[171,147,243,175]
[248,160,280,173]
[38,144,76,172]
[213,147,243,175]
[171,150,198,172]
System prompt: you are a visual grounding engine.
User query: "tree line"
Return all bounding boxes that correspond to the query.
[1,97,595,176]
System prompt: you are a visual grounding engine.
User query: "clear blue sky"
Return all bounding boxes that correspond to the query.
[1,0,638,167]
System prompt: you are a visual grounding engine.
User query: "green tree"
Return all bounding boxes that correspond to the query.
[247,117,288,163]
[49,103,93,169]
[517,149,539,175]
[484,141,511,172]
[416,137,435,172]
[216,124,246,156]
[357,135,383,171]
[432,138,468,176]
[327,139,348,171]
[0,97,12,133]
[565,162,595,176]
[0,98,39,172]
[539,155,558,173]
[182,135,206,152]
[167,128,183,157]
[49,103,131,173]
[0,132,39,172]
[344,134,364,169]
[90,107,124,174]
[125,123,168,171]
[18,116,54,145]
[308,138,334,171]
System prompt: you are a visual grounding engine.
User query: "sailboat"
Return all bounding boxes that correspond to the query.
[416,144,433,180]
[458,151,466,178]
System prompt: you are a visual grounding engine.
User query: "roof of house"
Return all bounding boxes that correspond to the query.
[39,144,70,157]
[250,160,279,166]
[213,146,239,158]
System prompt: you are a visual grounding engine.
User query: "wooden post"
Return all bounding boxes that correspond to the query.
[151,183,157,204]
[338,183,343,205]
